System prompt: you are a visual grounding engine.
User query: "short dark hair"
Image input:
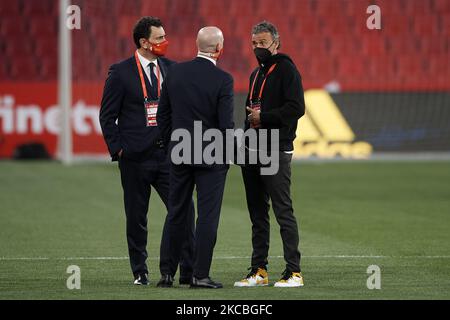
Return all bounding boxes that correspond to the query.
[252,21,281,49]
[133,16,163,48]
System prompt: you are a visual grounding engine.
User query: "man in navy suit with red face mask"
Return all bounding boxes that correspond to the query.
[99,17,194,286]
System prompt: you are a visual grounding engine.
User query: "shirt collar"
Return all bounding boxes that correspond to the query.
[196,52,217,66]
[136,50,158,68]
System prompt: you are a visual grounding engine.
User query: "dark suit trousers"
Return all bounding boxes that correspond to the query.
[119,148,195,277]
[241,152,301,273]
[160,164,228,279]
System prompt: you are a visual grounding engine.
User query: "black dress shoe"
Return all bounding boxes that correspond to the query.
[133,273,149,285]
[190,276,223,289]
[157,274,174,288]
[179,275,192,285]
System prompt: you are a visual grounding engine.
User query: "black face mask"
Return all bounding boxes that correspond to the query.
[253,41,276,64]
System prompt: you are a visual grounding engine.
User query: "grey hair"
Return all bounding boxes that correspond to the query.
[251,21,281,49]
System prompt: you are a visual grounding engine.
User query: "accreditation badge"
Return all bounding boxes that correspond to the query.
[145,99,158,127]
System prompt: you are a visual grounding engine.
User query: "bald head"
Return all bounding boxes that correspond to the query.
[196,26,224,53]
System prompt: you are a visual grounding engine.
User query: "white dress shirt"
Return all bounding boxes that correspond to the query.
[136,50,164,87]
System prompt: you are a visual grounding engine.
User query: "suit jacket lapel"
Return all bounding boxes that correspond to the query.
[157,57,167,78]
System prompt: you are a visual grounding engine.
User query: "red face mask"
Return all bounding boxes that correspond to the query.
[148,39,169,57]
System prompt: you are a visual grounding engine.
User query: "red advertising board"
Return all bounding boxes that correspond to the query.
[0,82,109,158]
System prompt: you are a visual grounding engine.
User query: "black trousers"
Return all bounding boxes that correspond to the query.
[119,148,195,277]
[160,164,228,279]
[241,152,301,273]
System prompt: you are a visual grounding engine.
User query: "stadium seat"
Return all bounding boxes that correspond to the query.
[0,17,27,36]
[314,0,346,17]
[227,0,255,17]
[434,0,450,13]
[169,0,197,17]
[292,16,321,36]
[337,56,368,79]
[345,0,372,16]
[383,15,411,36]
[441,14,450,36]
[386,36,420,54]
[9,57,40,80]
[40,56,58,80]
[0,1,20,15]
[22,0,53,15]
[360,34,387,56]
[35,36,57,59]
[117,0,142,16]
[287,0,314,15]
[141,0,168,15]
[412,15,440,37]
[3,37,34,56]
[328,35,361,56]
[420,36,449,55]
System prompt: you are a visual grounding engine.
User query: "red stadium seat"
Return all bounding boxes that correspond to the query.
[297,36,328,56]
[345,0,372,16]
[22,0,53,16]
[292,16,321,36]
[3,37,34,56]
[228,0,255,17]
[418,36,449,55]
[434,0,450,13]
[40,56,58,80]
[9,56,40,80]
[441,14,450,36]
[0,60,9,80]
[337,56,368,79]
[396,56,426,78]
[361,34,387,56]
[141,0,168,15]
[35,36,57,59]
[412,15,440,37]
[328,35,361,56]
[288,0,314,15]
[314,0,346,17]
[169,0,197,17]
[117,0,142,16]
[383,15,411,36]
[0,17,27,36]
[404,0,434,14]
[320,15,353,36]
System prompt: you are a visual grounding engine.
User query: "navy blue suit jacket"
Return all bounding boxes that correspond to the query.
[157,57,234,166]
[100,55,175,161]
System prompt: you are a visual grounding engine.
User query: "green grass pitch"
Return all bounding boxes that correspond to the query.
[0,160,449,299]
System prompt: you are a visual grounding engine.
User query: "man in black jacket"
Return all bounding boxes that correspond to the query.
[99,17,194,286]
[156,26,234,289]
[234,21,306,288]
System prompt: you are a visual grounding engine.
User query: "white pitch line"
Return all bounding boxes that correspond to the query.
[1,255,450,261]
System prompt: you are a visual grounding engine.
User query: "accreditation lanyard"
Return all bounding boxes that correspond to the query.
[249,63,277,105]
[134,51,161,127]
[134,50,161,100]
